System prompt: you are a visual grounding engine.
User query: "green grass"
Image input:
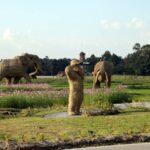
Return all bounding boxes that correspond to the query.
[0,89,130,109]
[0,109,150,142]
[0,75,150,109]
[0,75,150,143]
[36,75,150,102]
[32,77,69,88]
[126,89,150,101]
[0,95,68,109]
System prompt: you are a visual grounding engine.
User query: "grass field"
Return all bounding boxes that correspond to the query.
[0,75,150,145]
[32,75,150,101]
[35,75,150,102]
[1,110,150,142]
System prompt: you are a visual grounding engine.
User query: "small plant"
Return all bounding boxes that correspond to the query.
[85,92,113,109]
[84,92,114,116]
[0,83,50,92]
[36,133,45,141]
[108,92,132,104]
[84,89,132,115]
[0,94,68,109]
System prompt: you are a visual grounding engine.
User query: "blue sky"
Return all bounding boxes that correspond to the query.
[0,0,150,59]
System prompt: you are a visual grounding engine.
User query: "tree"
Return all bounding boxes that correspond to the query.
[111,54,124,74]
[125,44,150,75]
[133,43,141,51]
[86,54,100,73]
[141,44,150,51]
[102,50,111,61]
[41,57,70,76]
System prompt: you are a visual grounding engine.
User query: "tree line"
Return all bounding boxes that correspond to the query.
[41,43,150,76]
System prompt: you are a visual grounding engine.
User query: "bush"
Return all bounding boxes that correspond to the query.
[0,95,68,109]
[83,90,132,115]
[0,84,50,92]
[108,92,132,104]
[84,93,113,111]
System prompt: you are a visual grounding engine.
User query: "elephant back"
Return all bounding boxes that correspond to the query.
[93,61,113,75]
[0,59,21,67]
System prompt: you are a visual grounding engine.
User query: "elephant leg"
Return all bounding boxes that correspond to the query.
[23,74,31,83]
[13,77,21,84]
[105,72,111,88]
[97,81,100,88]
[31,75,37,79]
[107,76,111,88]
[93,80,100,89]
[5,77,12,85]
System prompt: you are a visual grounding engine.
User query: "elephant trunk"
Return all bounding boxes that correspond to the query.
[92,70,101,89]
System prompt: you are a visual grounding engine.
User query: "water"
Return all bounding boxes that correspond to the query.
[44,112,82,118]
[114,102,150,109]
[45,102,150,118]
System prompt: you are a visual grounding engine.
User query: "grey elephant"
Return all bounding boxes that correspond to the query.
[92,60,113,89]
[0,53,43,84]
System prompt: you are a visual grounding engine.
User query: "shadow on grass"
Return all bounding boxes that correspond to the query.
[112,80,123,84]
[128,85,150,90]
[129,93,142,96]
[120,107,150,116]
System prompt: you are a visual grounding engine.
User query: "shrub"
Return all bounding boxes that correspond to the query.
[0,84,50,92]
[108,92,132,104]
[84,92,113,111]
[84,93,115,116]
[83,90,132,115]
[0,95,68,109]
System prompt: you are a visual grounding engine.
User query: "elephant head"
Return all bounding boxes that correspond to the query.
[92,70,102,89]
[92,61,113,89]
[16,53,44,77]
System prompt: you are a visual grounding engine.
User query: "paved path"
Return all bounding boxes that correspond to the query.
[67,143,150,150]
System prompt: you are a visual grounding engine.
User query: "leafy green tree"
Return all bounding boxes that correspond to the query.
[133,43,141,51]
[102,50,111,61]
[125,44,150,75]
[111,54,124,74]
[41,57,69,75]
[86,54,100,73]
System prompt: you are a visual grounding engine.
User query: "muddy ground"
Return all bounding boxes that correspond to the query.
[1,135,150,150]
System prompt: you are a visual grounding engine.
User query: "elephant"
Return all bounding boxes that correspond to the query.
[0,53,43,84]
[92,60,113,89]
[6,53,41,84]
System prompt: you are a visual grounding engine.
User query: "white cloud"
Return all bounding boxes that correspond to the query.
[126,18,146,29]
[100,18,147,30]
[100,20,122,30]
[2,28,32,41]
[1,28,37,56]
[2,28,14,41]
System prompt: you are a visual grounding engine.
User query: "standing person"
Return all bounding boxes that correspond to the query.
[65,59,84,115]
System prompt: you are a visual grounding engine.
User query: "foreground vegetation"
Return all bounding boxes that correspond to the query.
[0,75,132,109]
[0,108,150,142]
[0,75,150,146]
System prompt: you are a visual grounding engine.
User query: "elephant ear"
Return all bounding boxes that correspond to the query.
[18,56,29,65]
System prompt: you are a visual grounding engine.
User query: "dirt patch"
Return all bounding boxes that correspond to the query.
[85,109,119,116]
[44,110,119,119]
[44,112,82,118]
[0,108,21,119]
[1,135,150,150]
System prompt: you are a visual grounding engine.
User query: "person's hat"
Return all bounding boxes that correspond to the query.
[70,59,82,66]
